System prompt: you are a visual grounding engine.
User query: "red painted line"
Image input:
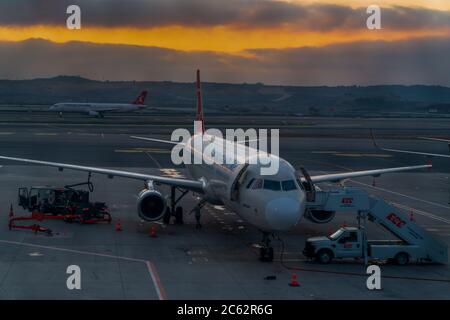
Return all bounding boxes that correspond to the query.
[146,261,168,300]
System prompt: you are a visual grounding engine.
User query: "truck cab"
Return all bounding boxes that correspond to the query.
[303,227,363,264]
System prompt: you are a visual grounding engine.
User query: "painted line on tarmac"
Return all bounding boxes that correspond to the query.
[392,202,450,224]
[144,151,162,169]
[0,239,167,300]
[146,261,168,300]
[302,159,450,215]
[351,180,450,212]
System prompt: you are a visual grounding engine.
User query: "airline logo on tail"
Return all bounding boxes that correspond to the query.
[133,90,148,105]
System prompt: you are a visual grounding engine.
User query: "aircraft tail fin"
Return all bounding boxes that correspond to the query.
[133,90,148,105]
[195,69,205,134]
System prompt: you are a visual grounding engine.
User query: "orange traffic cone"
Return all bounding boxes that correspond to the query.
[115,219,122,232]
[9,204,14,219]
[149,225,157,238]
[289,273,300,287]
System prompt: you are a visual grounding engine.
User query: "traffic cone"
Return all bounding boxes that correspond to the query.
[9,204,14,219]
[115,219,122,232]
[149,225,157,238]
[289,273,300,287]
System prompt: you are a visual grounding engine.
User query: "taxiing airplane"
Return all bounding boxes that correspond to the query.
[0,71,431,261]
[49,90,148,118]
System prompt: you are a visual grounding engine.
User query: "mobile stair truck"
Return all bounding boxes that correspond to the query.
[302,187,448,265]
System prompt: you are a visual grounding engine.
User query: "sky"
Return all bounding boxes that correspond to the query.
[0,0,449,85]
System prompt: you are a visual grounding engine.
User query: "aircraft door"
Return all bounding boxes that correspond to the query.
[230,164,249,202]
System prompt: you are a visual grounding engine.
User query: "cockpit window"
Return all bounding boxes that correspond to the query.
[246,178,255,189]
[296,179,305,190]
[251,179,263,189]
[282,180,297,191]
[263,180,281,191]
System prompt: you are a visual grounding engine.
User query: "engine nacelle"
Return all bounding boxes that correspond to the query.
[137,189,167,221]
[305,209,335,224]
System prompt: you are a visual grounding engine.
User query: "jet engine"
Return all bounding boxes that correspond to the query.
[137,189,167,221]
[304,209,335,224]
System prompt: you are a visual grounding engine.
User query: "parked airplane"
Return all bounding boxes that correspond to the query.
[49,90,148,118]
[0,71,431,261]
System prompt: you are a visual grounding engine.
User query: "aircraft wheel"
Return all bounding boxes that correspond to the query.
[175,206,184,225]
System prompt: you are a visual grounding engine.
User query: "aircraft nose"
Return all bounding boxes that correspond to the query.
[265,197,302,231]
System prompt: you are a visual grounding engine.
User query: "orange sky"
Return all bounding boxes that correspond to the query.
[289,0,450,11]
[0,25,449,53]
[0,1,448,54]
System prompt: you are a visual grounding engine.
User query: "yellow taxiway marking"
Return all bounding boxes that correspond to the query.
[311,151,392,158]
[160,168,185,178]
[33,133,59,136]
[333,153,392,158]
[115,148,171,154]
[310,151,338,154]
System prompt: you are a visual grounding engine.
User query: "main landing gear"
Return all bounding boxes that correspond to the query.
[163,186,189,225]
[259,232,274,262]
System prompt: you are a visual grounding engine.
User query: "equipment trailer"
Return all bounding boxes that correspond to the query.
[302,187,448,265]
[9,183,111,234]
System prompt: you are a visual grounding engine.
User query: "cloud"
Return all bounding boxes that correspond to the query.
[0,37,449,86]
[0,0,449,31]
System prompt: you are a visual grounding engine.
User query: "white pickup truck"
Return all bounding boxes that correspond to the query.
[303,227,426,265]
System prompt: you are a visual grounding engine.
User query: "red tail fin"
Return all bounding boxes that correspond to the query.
[133,90,148,105]
[195,70,205,133]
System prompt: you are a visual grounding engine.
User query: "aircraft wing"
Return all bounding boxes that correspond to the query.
[0,155,204,193]
[309,164,431,183]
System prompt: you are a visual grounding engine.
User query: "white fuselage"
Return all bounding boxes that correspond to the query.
[184,133,305,231]
[50,103,145,114]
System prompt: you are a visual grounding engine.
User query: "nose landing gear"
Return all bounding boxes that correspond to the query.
[259,232,274,262]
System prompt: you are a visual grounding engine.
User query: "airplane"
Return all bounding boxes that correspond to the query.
[49,90,148,118]
[0,71,431,262]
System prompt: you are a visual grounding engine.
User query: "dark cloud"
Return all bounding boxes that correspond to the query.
[0,0,449,31]
[0,37,449,86]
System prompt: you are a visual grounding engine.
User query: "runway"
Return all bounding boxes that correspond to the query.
[0,116,449,299]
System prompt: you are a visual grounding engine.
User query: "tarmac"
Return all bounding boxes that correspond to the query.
[0,114,449,299]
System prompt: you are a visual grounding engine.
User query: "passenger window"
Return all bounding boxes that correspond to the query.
[263,180,281,191]
[251,179,263,189]
[282,180,297,191]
